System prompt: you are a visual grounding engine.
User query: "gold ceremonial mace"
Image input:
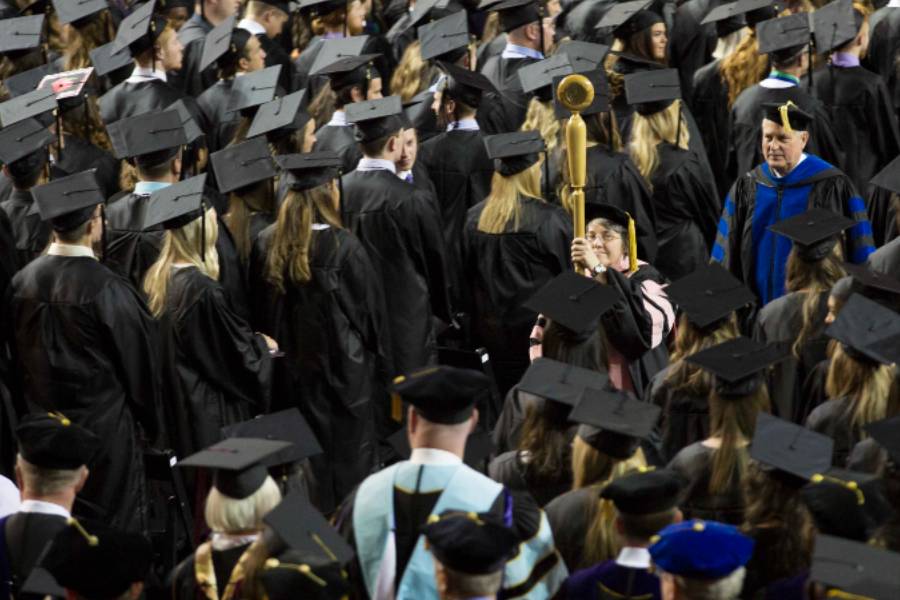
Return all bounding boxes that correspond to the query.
[556,74,595,256]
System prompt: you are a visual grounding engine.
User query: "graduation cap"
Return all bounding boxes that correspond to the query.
[16,412,100,470]
[89,40,133,77]
[209,136,277,194]
[685,336,790,397]
[316,53,380,90]
[260,550,350,600]
[276,151,342,192]
[812,0,861,54]
[31,169,104,231]
[391,365,490,425]
[226,65,282,113]
[761,99,814,132]
[768,208,853,262]
[0,87,57,127]
[600,468,686,514]
[811,535,900,600]
[865,415,900,466]
[112,0,167,55]
[802,469,891,541]
[436,61,496,108]
[309,35,370,76]
[819,467,894,523]
[179,437,293,499]
[247,90,310,140]
[841,262,900,297]
[518,53,574,99]
[522,270,620,336]
[700,1,749,37]
[167,99,204,144]
[419,10,469,62]
[483,130,545,176]
[199,15,238,72]
[52,0,107,25]
[584,203,640,273]
[756,13,810,61]
[264,489,355,563]
[4,63,54,98]
[221,408,324,466]
[569,386,660,458]
[345,95,405,143]
[553,69,609,119]
[825,293,900,365]
[555,40,610,73]
[517,357,609,407]
[665,264,755,330]
[106,109,187,167]
[488,0,542,33]
[649,520,754,579]
[869,155,900,195]
[595,0,661,39]
[422,511,519,575]
[624,68,681,116]
[20,566,65,599]
[0,118,54,166]
[749,412,833,481]
[36,68,94,113]
[0,14,44,56]
[141,174,207,230]
[408,0,459,29]
[385,428,496,467]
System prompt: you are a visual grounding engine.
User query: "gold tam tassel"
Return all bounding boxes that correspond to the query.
[627,213,638,273]
[778,100,799,134]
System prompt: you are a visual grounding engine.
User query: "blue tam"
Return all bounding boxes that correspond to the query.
[649,520,754,579]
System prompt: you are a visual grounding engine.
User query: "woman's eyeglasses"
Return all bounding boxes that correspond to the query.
[587,231,621,243]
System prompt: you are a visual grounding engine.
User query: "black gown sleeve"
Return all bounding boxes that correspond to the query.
[600,267,667,362]
[669,153,723,250]
[407,189,454,324]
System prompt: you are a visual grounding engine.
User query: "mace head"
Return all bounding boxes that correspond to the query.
[556,73,595,113]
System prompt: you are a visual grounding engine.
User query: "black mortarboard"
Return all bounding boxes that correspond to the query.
[825,293,900,365]
[665,264,755,330]
[761,99,814,132]
[419,10,469,61]
[624,68,681,116]
[522,270,620,336]
[865,416,900,465]
[517,357,609,407]
[36,68,94,111]
[737,0,779,28]
[4,63,54,98]
[16,412,100,470]
[483,130,545,176]
[437,60,496,108]
[488,0,542,32]
[0,15,44,56]
[756,13,810,61]
[553,69,610,119]
[870,154,900,195]
[141,174,207,230]
[841,262,900,296]
[517,53,574,100]
[260,550,350,600]
[407,0,459,29]
[275,151,342,192]
[0,118,53,165]
[345,95,405,143]
[112,0,167,55]
[391,365,490,424]
[209,136,277,193]
[106,110,186,167]
[0,87,57,127]
[222,408,323,465]
[701,1,743,25]
[53,0,107,25]
[385,428,495,469]
[685,336,790,397]
[227,65,282,113]
[167,99,204,144]
[247,90,310,139]
[556,40,610,73]
[811,535,900,600]
[89,40,133,77]
[596,0,660,38]
[178,437,293,499]
[199,15,237,72]
[749,412,833,481]
[600,468,685,514]
[813,0,861,53]
[298,0,346,18]
[32,169,104,231]
[20,567,64,599]
[316,53,379,90]
[43,521,153,599]
[768,208,853,262]
[309,35,370,76]
[569,386,660,458]
[422,511,519,575]
[264,489,355,563]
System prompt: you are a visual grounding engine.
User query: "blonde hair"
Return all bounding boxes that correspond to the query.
[825,344,897,432]
[16,455,84,497]
[719,30,769,107]
[784,244,846,358]
[390,41,437,102]
[664,313,740,395]
[265,182,342,293]
[143,209,220,317]
[476,164,543,233]
[204,476,282,533]
[134,22,177,69]
[224,181,273,261]
[708,386,770,495]
[521,97,561,154]
[628,100,689,187]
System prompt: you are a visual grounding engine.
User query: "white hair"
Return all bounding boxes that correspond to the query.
[673,567,746,600]
[16,454,84,497]
[204,476,282,533]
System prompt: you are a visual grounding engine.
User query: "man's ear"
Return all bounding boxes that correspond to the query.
[76,467,89,493]
[469,408,479,434]
[350,85,365,103]
[799,130,810,149]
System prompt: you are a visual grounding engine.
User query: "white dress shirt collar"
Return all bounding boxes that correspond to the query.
[48,243,96,260]
[126,65,167,84]
[888,0,899,7]
[327,109,348,127]
[447,118,480,131]
[237,18,267,36]
[19,499,70,519]
[615,546,652,569]
[409,447,463,465]
[501,43,544,60]
[356,157,397,174]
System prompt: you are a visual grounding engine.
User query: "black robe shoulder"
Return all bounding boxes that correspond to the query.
[863,7,900,122]
[868,236,900,277]
[544,487,598,572]
[804,397,858,467]
[478,55,538,134]
[313,124,362,174]
[0,190,50,270]
[667,441,747,525]
[648,365,710,463]
[195,79,242,153]
[692,59,732,196]
[98,78,201,125]
[488,449,573,508]
[104,192,164,290]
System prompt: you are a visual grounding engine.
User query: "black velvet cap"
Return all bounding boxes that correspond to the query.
[4,63,54,98]
[309,35,370,75]
[275,151,342,191]
[841,262,900,296]
[178,437,293,499]
[595,0,658,37]
[761,100,814,131]
[112,1,167,55]
[522,270,620,336]
[53,0,107,24]
[90,40,133,76]
[438,61,496,108]
[488,0,542,32]
[813,0,861,53]
[419,10,469,61]
[0,87,57,127]
[106,110,186,167]
[32,169,104,231]
[16,412,100,470]
[822,467,893,525]
[569,386,660,457]
[553,69,609,119]
[600,468,685,514]
[317,53,379,90]
[825,293,900,365]
[422,511,519,575]
[222,408,323,465]
[199,15,237,72]
[556,40,610,73]
[264,489,355,563]
[0,118,54,165]
[870,155,900,195]
[43,521,154,599]
[391,365,490,424]
[756,13,810,60]
[167,99,204,144]
[247,90,309,139]
[517,53,574,97]
[801,479,869,542]
[141,174,207,230]
[209,136,277,193]
[345,95,405,143]
[624,68,681,116]
[260,550,350,600]
[517,357,609,407]
[483,130,545,176]
[0,15,44,55]
[665,264,755,330]
[768,208,853,262]
[811,535,900,600]
[685,336,790,397]
[227,65,282,112]
[749,412,833,481]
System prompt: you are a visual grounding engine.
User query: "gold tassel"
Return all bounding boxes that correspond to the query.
[778,100,799,134]
[264,559,327,587]
[627,213,638,273]
[47,411,71,426]
[67,517,99,546]
[810,473,865,505]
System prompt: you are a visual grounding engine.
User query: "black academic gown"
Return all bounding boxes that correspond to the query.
[865,180,900,247]
[487,449,573,507]
[314,123,362,175]
[804,397,861,467]
[491,386,545,456]
[98,77,203,126]
[668,442,747,525]
[168,541,256,600]
[864,7,900,123]
[544,487,597,572]
[248,225,389,513]
[341,168,452,377]
[479,54,540,134]
[462,197,572,395]
[648,366,711,464]
[647,143,721,281]
[692,59,733,196]
[1,511,67,600]
[170,13,216,95]
[812,65,900,194]
[868,236,900,277]
[196,79,242,154]
[0,190,50,270]
[4,255,160,533]
[670,0,721,105]
[56,136,121,199]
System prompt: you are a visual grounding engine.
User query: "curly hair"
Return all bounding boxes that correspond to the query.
[390,41,439,102]
[719,29,769,107]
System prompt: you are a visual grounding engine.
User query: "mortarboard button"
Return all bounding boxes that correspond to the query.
[141,174,207,231]
[221,408,324,466]
[517,357,609,407]
[16,412,101,470]
[624,68,681,116]
[419,10,469,62]
[178,437,293,499]
[345,95,405,143]
[260,550,350,600]
[31,169,104,230]
[825,293,900,365]
[666,264,756,329]
[106,109,187,165]
[649,520,754,579]
[812,0,860,54]
[316,53,379,90]
[0,87,57,127]
[569,386,661,441]
[275,151,342,192]
[600,468,686,515]
[247,90,310,140]
[685,336,790,397]
[756,12,810,56]
[749,412,833,481]
[521,270,620,336]
[488,0,543,33]
[517,53,574,97]
[0,14,44,55]
[167,99,204,144]
[391,365,490,425]
[767,208,854,261]
[226,65,282,113]
[595,0,660,38]
[199,15,237,72]
[112,0,166,54]
[555,40,610,73]
[209,136,277,194]
[264,489,355,564]
[309,35,371,76]
[52,0,107,25]
[0,118,54,165]
[810,535,900,600]
[482,130,545,176]
[421,511,519,576]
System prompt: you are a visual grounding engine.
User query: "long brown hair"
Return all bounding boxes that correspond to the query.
[477,164,543,233]
[719,29,769,107]
[708,385,770,494]
[224,180,275,262]
[517,400,572,487]
[825,344,898,432]
[390,41,439,102]
[784,244,846,357]
[664,314,740,395]
[264,181,342,293]
[63,11,115,71]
